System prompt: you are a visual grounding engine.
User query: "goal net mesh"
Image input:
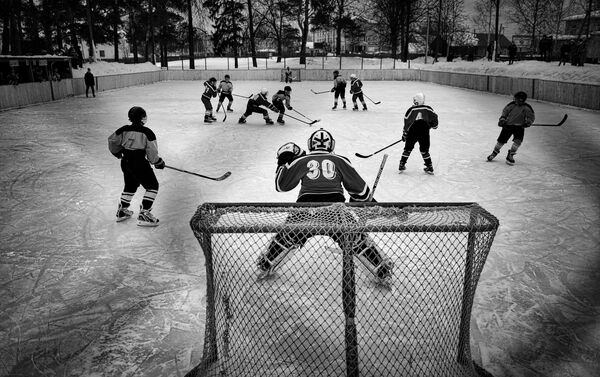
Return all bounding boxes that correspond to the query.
[187,202,499,377]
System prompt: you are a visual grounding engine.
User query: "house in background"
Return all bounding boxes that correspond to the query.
[429,33,511,60]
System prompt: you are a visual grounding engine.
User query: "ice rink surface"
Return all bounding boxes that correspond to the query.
[1,79,599,377]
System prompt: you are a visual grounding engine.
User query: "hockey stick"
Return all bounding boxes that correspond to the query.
[233,93,252,99]
[368,154,388,201]
[165,165,231,181]
[221,102,227,122]
[282,112,320,125]
[311,89,330,95]
[364,93,381,105]
[292,108,317,122]
[355,138,403,159]
[532,114,568,127]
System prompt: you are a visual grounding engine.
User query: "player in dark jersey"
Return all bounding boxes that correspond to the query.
[108,106,165,226]
[349,73,367,111]
[256,128,393,283]
[330,70,347,110]
[486,91,535,165]
[238,88,278,125]
[202,77,218,123]
[217,74,234,113]
[272,86,293,125]
[398,93,439,175]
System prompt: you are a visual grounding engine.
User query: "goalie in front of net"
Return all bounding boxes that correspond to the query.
[256,128,394,284]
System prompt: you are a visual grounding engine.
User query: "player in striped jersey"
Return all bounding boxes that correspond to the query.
[108,106,165,226]
[398,93,439,175]
[349,73,367,111]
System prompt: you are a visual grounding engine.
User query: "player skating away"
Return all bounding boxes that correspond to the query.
[349,73,367,111]
[217,74,234,113]
[398,93,439,175]
[272,86,293,125]
[256,128,393,284]
[238,88,278,125]
[284,66,293,83]
[202,77,218,123]
[108,106,165,226]
[330,70,347,109]
[487,91,535,165]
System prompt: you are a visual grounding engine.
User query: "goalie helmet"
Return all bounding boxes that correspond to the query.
[128,106,147,125]
[261,88,269,95]
[308,128,335,152]
[413,93,425,106]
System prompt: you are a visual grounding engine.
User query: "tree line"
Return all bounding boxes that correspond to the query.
[1,0,595,68]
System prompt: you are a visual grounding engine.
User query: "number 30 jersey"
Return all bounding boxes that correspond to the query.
[275,151,371,202]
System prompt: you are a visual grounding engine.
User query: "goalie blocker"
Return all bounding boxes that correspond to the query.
[256,129,394,282]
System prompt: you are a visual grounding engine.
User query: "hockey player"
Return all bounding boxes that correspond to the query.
[487,91,535,165]
[202,77,218,123]
[330,70,347,109]
[349,73,367,111]
[217,74,234,113]
[398,93,439,175]
[272,85,293,125]
[256,128,393,282]
[238,88,278,125]
[108,106,165,226]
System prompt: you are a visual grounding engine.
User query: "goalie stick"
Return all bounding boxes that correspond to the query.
[532,114,568,127]
[355,138,404,159]
[364,93,381,105]
[165,165,231,181]
[311,89,330,95]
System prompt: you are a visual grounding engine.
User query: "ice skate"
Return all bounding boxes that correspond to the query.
[506,151,516,165]
[210,115,218,121]
[265,117,274,125]
[343,104,347,109]
[332,104,337,110]
[487,151,498,161]
[204,116,213,124]
[424,165,434,175]
[227,107,233,112]
[277,118,285,125]
[363,106,368,111]
[398,162,406,172]
[238,117,246,124]
[352,106,359,111]
[256,243,298,280]
[116,204,133,222]
[137,206,159,227]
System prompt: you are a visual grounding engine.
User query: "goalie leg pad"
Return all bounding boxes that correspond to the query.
[257,236,299,274]
[352,235,393,279]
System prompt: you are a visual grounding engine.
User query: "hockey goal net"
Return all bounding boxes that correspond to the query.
[187,202,499,377]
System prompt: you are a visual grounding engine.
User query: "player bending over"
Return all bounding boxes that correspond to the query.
[272,86,293,125]
[256,128,393,282]
[238,89,278,125]
[108,106,165,226]
[330,70,347,110]
[217,74,234,112]
[487,91,535,165]
[398,93,439,175]
[349,74,367,111]
[202,77,218,123]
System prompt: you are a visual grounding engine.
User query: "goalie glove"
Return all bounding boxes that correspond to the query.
[277,142,306,166]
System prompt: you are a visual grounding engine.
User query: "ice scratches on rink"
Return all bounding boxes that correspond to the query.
[205,231,479,377]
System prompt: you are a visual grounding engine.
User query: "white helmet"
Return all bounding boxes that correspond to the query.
[308,128,335,152]
[261,88,268,95]
[350,73,357,79]
[413,93,425,106]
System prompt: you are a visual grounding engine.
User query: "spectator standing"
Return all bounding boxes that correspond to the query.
[508,43,517,65]
[84,68,96,97]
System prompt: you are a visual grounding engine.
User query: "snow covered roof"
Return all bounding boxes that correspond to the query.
[564,10,600,21]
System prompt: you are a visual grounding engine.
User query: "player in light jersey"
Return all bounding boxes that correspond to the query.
[256,128,393,283]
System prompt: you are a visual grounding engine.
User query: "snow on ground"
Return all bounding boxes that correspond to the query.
[73,56,600,84]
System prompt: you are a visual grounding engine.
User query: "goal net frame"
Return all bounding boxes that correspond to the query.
[187,202,499,377]
[281,68,301,82]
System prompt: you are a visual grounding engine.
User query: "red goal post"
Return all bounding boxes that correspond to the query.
[187,202,499,377]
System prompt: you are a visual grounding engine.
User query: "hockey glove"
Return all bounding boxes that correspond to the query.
[112,151,123,159]
[277,142,306,167]
[330,88,335,92]
[154,158,165,169]
[498,118,507,127]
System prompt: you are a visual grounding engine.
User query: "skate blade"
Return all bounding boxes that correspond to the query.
[137,220,159,227]
[116,216,132,222]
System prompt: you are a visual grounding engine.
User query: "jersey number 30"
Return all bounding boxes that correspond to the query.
[307,159,336,180]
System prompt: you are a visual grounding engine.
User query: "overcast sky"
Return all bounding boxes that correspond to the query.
[463,0,519,38]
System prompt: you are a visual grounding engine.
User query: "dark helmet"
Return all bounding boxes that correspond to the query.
[209,77,217,82]
[128,106,147,124]
[514,91,527,101]
[284,86,292,92]
[333,70,339,75]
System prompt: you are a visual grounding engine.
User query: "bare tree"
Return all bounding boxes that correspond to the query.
[506,0,554,49]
